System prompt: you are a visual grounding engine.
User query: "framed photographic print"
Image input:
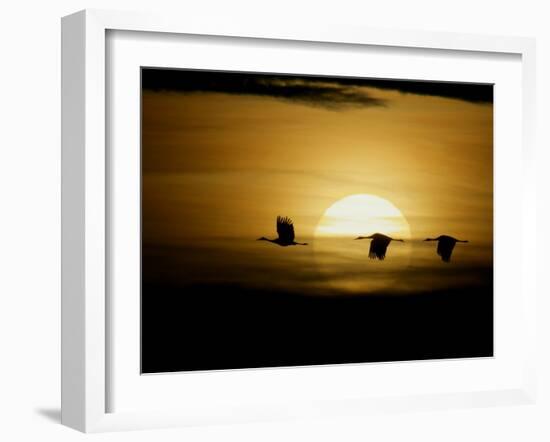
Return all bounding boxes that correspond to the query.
[61,9,537,432]
[139,67,494,373]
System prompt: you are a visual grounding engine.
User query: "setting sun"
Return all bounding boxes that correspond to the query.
[315,194,411,239]
[312,194,413,294]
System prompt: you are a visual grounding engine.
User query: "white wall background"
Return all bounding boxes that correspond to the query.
[0,1,548,440]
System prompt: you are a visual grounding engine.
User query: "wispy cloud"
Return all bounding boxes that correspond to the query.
[142,69,385,110]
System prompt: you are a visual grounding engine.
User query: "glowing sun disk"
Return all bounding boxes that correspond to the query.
[315,194,411,239]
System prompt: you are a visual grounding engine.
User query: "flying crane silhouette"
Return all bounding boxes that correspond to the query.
[424,235,468,262]
[257,216,308,246]
[355,233,404,260]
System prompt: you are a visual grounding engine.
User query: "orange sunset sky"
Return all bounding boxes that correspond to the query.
[141,69,493,295]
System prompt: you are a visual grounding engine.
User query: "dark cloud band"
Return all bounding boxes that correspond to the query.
[142,68,493,109]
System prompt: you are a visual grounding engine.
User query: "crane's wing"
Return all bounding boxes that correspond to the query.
[368,240,382,259]
[277,216,295,242]
[437,238,455,262]
[368,236,390,260]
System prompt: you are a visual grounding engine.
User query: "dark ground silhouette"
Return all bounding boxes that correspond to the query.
[141,274,493,373]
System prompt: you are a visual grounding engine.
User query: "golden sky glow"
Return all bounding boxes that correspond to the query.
[142,72,493,294]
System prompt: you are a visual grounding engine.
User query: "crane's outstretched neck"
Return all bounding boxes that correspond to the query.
[294,242,308,246]
[394,239,404,242]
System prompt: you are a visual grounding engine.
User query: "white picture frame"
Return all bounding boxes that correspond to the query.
[61,9,537,433]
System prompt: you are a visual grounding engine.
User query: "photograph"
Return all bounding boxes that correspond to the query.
[140,68,494,373]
